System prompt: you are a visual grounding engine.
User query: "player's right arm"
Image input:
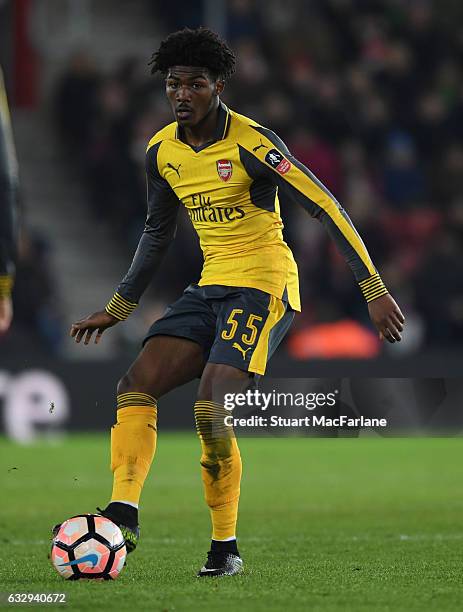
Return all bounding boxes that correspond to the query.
[70,141,179,344]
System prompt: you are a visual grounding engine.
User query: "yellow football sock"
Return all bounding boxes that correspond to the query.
[194,401,242,540]
[110,393,157,505]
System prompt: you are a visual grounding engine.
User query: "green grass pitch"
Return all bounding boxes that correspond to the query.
[1,434,463,611]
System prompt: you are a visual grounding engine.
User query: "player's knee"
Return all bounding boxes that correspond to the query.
[197,363,250,401]
[116,372,154,396]
[117,373,133,395]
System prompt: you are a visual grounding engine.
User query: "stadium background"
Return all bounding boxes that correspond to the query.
[2,3,463,610]
[1,0,463,441]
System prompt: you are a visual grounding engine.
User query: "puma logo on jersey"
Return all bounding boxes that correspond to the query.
[167,162,181,177]
[232,342,252,360]
[253,139,268,152]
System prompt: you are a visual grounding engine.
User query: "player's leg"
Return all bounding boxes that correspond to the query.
[103,284,217,550]
[196,364,248,546]
[110,334,205,501]
[195,287,295,576]
[51,334,206,551]
[102,335,206,550]
[119,334,205,397]
[195,363,249,576]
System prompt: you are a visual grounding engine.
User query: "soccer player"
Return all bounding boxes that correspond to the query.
[68,28,404,577]
[0,66,18,334]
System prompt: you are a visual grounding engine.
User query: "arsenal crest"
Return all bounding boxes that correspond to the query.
[216,159,233,182]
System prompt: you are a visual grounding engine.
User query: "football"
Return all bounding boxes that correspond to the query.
[51,514,126,580]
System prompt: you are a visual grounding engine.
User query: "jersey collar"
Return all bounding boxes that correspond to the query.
[176,100,231,152]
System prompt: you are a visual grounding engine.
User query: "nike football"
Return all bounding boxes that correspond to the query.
[51,514,126,580]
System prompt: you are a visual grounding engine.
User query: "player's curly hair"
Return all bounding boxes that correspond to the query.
[149,27,236,80]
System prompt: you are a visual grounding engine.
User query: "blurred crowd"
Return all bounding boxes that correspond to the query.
[52,0,463,354]
[2,225,64,355]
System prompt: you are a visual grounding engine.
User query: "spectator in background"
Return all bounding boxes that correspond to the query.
[433,144,463,206]
[10,229,63,353]
[227,0,262,41]
[85,77,133,226]
[54,51,100,157]
[382,131,425,209]
[288,128,343,196]
[414,222,463,345]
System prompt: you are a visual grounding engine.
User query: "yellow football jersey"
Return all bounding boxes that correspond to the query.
[105,101,388,322]
[149,103,300,310]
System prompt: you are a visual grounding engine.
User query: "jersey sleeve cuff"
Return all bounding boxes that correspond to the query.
[105,292,138,320]
[0,275,13,298]
[358,273,388,303]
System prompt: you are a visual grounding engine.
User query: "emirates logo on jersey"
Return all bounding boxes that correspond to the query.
[216,159,233,182]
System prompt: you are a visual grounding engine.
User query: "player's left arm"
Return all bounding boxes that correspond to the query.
[70,141,179,344]
[242,127,405,343]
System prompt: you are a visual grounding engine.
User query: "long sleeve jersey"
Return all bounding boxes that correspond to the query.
[105,101,387,320]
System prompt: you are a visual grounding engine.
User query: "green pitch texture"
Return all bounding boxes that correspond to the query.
[1,435,463,611]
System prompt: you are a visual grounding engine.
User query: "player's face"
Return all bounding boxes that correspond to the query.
[166,66,224,127]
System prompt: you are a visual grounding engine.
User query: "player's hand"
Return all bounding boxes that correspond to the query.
[368,294,405,343]
[0,296,13,333]
[70,310,119,345]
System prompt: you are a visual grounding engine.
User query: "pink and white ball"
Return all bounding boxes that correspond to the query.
[51,514,127,580]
